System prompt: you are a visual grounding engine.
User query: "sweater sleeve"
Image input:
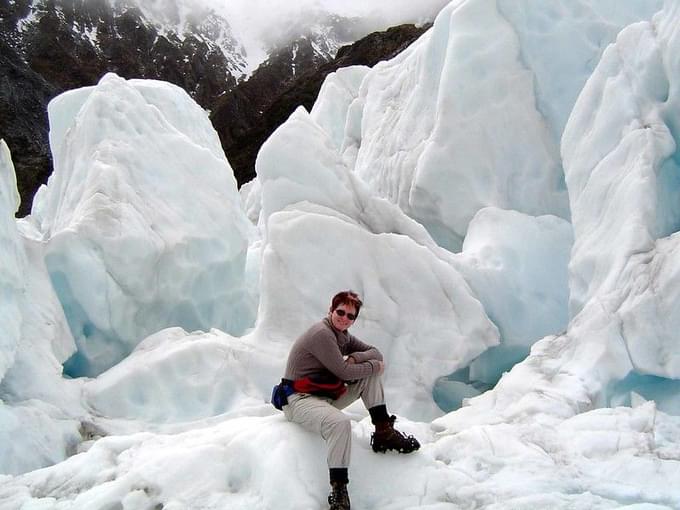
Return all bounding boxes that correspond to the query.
[346,333,383,363]
[307,329,379,380]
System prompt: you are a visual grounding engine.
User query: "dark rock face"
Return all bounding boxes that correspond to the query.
[211,23,431,187]
[209,35,332,186]
[1,0,429,216]
[0,37,56,212]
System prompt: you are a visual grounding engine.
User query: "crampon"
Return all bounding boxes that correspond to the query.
[328,481,350,510]
[370,415,420,454]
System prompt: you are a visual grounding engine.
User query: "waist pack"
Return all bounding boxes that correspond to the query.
[271,379,295,410]
[292,374,347,400]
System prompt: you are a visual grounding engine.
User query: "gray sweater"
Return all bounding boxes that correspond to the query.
[284,317,383,382]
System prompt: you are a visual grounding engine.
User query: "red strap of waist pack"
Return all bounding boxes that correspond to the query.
[292,376,347,399]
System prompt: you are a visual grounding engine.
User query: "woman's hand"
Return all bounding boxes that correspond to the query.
[346,355,384,374]
[375,360,385,375]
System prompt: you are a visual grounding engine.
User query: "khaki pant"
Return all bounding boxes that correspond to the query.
[283,375,385,468]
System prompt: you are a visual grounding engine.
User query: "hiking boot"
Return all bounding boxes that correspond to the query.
[328,481,350,510]
[371,415,420,454]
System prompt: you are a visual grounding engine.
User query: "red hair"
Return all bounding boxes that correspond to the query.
[330,290,363,315]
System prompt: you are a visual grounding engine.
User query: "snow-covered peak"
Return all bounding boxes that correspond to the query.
[108,0,249,77]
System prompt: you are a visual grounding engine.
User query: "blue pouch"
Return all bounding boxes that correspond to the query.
[271,379,295,410]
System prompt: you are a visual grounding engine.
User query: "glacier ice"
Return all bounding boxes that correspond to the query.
[323,0,662,252]
[563,3,680,380]
[458,207,573,362]
[0,218,81,411]
[310,65,370,155]
[433,207,573,410]
[607,372,680,415]
[84,327,280,424]
[256,76,575,416]
[4,0,680,507]
[432,0,680,438]
[0,141,23,382]
[255,106,499,420]
[0,143,83,475]
[0,402,81,476]
[496,0,663,141]
[31,73,256,377]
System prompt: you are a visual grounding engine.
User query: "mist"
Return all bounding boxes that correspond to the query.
[226,0,451,65]
[126,0,452,70]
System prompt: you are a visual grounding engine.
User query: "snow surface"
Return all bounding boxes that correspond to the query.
[3,0,680,508]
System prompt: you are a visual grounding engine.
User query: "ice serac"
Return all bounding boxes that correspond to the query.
[337,0,661,252]
[496,0,663,141]
[434,0,680,432]
[0,141,23,382]
[0,143,82,476]
[563,0,680,380]
[255,106,499,420]
[310,65,370,159]
[2,216,81,411]
[32,73,254,377]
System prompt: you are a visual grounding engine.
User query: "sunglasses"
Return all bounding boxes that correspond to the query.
[334,309,357,320]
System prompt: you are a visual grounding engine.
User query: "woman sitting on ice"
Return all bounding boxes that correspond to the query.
[278,290,420,510]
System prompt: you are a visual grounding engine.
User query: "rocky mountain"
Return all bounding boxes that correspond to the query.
[0,0,430,216]
[211,23,431,187]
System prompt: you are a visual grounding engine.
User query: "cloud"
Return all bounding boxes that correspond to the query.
[122,0,452,73]
[206,0,451,56]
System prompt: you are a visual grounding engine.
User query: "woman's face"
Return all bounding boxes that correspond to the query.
[330,303,358,332]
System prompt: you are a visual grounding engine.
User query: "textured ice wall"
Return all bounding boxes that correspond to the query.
[310,65,370,161]
[32,73,254,377]
[431,207,573,411]
[459,208,573,355]
[0,141,24,382]
[563,0,680,378]
[496,0,663,140]
[1,216,80,408]
[0,142,82,475]
[434,0,680,431]
[255,106,499,420]
[328,0,661,251]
